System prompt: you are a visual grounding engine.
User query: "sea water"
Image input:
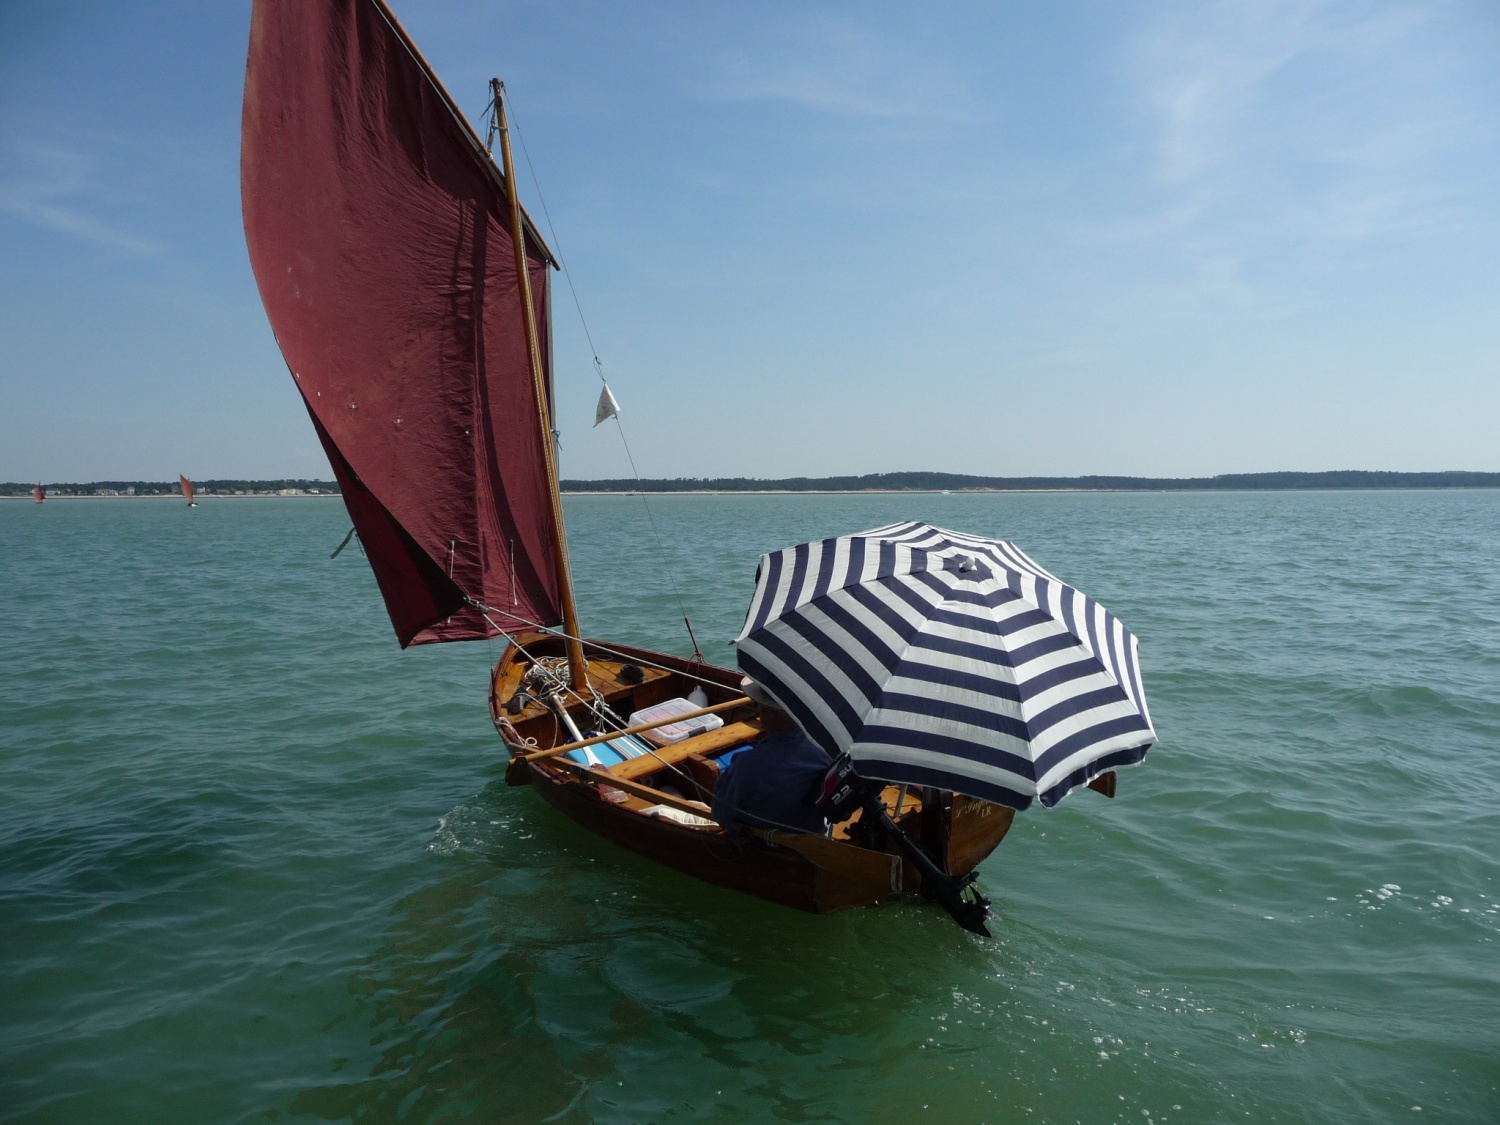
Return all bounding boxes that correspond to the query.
[1,491,1497,1123]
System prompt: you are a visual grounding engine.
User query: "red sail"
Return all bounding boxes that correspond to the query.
[241,0,562,647]
[179,475,195,504]
[34,483,44,504]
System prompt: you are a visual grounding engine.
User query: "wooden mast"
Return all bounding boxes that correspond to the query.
[492,80,588,690]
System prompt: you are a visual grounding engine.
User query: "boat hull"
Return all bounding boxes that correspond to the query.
[528,763,907,913]
[489,632,1015,917]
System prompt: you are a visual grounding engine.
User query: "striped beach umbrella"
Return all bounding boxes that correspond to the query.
[733,522,1155,810]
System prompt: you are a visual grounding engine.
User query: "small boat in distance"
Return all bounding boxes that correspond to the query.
[179,475,197,507]
[33,482,44,504]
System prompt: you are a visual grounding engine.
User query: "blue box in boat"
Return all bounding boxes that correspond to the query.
[564,732,653,768]
[713,746,753,772]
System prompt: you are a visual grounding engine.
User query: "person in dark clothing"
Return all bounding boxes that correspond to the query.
[712,678,830,835]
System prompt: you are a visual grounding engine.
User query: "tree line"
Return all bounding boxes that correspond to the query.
[9,470,1499,499]
[1,479,341,497]
[560,470,1500,493]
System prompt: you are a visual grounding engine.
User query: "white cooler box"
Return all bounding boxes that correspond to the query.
[627,697,724,747]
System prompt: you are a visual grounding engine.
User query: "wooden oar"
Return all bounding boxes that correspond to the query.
[516,696,752,765]
[545,756,717,820]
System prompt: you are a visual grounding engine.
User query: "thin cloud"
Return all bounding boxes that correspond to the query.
[695,14,973,123]
[0,141,162,254]
[1142,0,1321,186]
[1130,0,1493,245]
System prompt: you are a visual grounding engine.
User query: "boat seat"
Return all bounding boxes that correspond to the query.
[607,722,761,783]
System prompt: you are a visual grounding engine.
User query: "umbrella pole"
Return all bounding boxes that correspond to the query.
[891,784,908,818]
[859,792,992,936]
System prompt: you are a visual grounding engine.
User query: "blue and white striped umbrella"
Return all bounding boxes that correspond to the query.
[733,522,1155,810]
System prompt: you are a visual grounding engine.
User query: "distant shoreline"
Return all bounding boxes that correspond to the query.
[563,485,1500,496]
[11,487,1500,501]
[560,470,1500,494]
[7,470,1500,500]
[0,501,343,504]
[0,478,340,500]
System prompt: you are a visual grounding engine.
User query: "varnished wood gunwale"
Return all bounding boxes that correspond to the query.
[488,632,1016,915]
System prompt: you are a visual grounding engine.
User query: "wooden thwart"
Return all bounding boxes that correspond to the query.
[607,721,761,783]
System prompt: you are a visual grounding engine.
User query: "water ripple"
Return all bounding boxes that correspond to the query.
[2,492,1498,1123]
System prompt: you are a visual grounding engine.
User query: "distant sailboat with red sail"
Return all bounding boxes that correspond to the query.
[179,475,197,507]
[33,482,44,504]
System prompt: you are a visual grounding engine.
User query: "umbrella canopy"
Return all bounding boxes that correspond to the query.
[733,522,1155,810]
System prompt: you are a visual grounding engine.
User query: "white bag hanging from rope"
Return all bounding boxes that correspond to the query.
[593,384,621,427]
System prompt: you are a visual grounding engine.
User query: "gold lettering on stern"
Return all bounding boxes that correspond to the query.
[953,797,997,821]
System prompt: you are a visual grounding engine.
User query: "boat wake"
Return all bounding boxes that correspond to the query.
[427,799,526,857]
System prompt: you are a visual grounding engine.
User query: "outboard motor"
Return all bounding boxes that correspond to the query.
[816,754,992,937]
[815,753,869,824]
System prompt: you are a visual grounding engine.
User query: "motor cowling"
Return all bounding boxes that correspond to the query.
[815,754,874,824]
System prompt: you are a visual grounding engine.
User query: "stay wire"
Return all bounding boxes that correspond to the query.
[499,90,704,662]
[496,90,604,382]
[607,415,704,662]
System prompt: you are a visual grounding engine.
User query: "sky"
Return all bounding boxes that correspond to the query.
[1,0,1497,482]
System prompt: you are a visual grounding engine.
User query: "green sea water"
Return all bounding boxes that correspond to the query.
[2,491,1497,1124]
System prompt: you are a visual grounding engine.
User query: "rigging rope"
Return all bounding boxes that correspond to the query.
[484,89,603,381]
[488,89,706,663]
[602,416,706,664]
[492,634,717,806]
[477,603,855,837]
[464,596,725,694]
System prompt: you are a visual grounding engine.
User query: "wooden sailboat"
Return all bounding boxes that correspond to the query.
[488,631,1017,920]
[179,475,197,507]
[241,0,1018,928]
[33,482,44,504]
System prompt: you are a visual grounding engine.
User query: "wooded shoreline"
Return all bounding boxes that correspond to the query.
[563,470,1500,493]
[6,470,1499,498]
